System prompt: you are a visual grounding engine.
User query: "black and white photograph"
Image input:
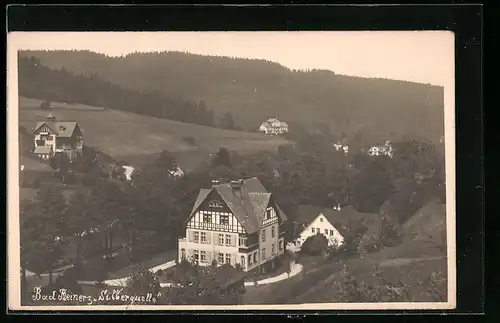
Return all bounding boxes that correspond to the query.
[8,31,456,310]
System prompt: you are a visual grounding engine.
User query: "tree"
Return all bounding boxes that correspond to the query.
[26,186,69,285]
[50,152,72,182]
[219,112,235,130]
[211,147,232,169]
[65,186,99,271]
[300,233,328,256]
[162,260,245,305]
[39,100,52,110]
[124,266,161,305]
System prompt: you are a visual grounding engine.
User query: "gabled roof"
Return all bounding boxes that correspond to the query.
[33,121,79,138]
[295,205,367,237]
[189,177,287,234]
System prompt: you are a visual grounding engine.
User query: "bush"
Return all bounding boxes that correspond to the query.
[301,233,328,256]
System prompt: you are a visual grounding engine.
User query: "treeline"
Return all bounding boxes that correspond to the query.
[20,50,445,143]
[18,55,238,130]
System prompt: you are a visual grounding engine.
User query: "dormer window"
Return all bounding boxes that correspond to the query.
[59,126,66,131]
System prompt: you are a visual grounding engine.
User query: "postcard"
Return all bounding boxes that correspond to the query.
[7,31,456,311]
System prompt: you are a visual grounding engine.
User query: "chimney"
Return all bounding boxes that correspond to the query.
[211,180,220,187]
[46,113,56,121]
[230,179,244,190]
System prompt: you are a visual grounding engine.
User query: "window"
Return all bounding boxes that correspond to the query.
[253,252,257,263]
[330,229,334,236]
[324,229,328,235]
[193,231,199,243]
[271,226,276,238]
[200,250,207,263]
[220,214,229,225]
[208,200,223,208]
[320,217,324,222]
[203,214,212,223]
[262,248,266,260]
[312,227,315,234]
[218,252,224,264]
[261,229,266,243]
[218,234,224,245]
[225,234,232,246]
[279,240,284,251]
[193,250,200,262]
[241,256,245,268]
[239,237,247,246]
[248,254,252,265]
[200,232,207,243]
[181,248,186,259]
[225,254,231,265]
[266,210,271,220]
[272,244,276,256]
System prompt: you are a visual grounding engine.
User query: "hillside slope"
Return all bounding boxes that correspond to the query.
[19,50,445,143]
[403,199,447,247]
[18,96,290,170]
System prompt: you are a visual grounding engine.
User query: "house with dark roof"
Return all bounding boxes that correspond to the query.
[259,117,289,135]
[178,177,288,273]
[288,204,363,252]
[32,114,84,160]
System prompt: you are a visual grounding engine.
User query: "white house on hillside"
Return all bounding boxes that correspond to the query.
[333,138,349,155]
[288,204,362,252]
[178,177,288,273]
[259,118,289,135]
[368,140,394,158]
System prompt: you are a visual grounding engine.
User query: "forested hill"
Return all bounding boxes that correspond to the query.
[19,50,445,143]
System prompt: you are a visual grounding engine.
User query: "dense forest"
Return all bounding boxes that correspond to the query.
[18,56,232,129]
[19,50,445,143]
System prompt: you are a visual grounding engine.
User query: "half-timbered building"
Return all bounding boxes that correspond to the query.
[178,177,288,273]
[32,114,84,160]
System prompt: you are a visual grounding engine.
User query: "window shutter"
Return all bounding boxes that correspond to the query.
[207,251,212,263]
[232,235,237,247]
[207,232,212,244]
[231,254,236,265]
[188,230,193,242]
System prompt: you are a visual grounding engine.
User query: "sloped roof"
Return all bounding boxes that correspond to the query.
[295,205,367,237]
[189,177,287,234]
[33,146,53,154]
[34,121,79,138]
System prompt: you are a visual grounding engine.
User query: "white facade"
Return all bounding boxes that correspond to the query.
[333,143,349,155]
[259,118,289,135]
[178,206,285,272]
[368,141,394,158]
[292,213,345,250]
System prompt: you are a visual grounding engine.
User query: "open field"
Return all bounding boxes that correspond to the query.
[18,96,292,169]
